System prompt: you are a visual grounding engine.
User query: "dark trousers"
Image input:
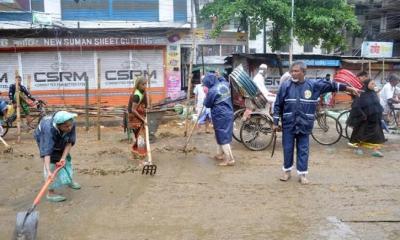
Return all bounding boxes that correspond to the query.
[282,131,310,174]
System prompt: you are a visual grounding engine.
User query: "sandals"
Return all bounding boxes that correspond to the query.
[46,194,66,202]
[371,151,384,157]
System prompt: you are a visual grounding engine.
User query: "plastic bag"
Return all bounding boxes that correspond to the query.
[137,135,145,148]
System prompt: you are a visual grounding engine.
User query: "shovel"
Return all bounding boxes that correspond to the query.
[183,106,205,153]
[142,115,157,175]
[13,160,66,240]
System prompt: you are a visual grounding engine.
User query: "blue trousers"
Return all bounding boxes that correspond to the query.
[282,131,310,174]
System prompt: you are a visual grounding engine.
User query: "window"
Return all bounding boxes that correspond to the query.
[61,0,159,21]
[249,23,259,40]
[279,44,290,53]
[199,45,220,56]
[303,43,313,53]
[221,45,244,56]
[174,0,187,22]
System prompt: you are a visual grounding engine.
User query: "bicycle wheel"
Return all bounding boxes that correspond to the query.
[387,109,399,129]
[312,113,342,145]
[233,108,245,142]
[240,114,273,151]
[336,110,351,139]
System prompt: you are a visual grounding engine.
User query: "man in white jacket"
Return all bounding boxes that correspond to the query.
[252,64,276,112]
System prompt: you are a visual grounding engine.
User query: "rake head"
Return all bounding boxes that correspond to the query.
[3,146,13,154]
[142,163,157,176]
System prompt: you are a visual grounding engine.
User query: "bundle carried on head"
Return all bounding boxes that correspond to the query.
[229,65,268,109]
[334,69,364,90]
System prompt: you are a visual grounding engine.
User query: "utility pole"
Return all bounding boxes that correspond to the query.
[263,19,266,54]
[184,0,196,137]
[289,0,294,65]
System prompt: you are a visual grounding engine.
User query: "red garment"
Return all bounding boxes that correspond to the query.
[334,69,364,90]
[128,89,147,157]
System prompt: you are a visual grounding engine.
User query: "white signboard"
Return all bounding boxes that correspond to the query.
[361,41,393,58]
[98,49,164,89]
[0,49,164,91]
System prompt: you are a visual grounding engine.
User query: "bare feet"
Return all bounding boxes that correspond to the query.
[214,154,224,161]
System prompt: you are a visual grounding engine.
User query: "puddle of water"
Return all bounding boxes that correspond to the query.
[319,216,360,240]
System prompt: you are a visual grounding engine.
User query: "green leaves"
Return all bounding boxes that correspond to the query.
[200,0,360,52]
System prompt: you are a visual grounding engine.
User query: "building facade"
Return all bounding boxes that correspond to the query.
[0,0,245,106]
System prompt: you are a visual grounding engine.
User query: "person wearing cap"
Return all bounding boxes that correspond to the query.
[34,111,80,202]
[252,64,276,113]
[9,75,37,129]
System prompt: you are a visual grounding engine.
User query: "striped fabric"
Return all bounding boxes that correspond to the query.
[334,69,364,90]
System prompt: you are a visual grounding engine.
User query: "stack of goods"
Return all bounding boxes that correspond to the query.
[334,69,364,90]
[229,65,268,109]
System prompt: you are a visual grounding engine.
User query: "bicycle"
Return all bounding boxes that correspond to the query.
[1,100,47,137]
[239,111,274,151]
[335,109,352,139]
[311,110,343,145]
[387,101,400,128]
[233,108,245,142]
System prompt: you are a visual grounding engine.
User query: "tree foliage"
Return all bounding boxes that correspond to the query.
[200,0,360,52]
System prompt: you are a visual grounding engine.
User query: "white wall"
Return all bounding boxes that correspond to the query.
[248,21,325,54]
[159,0,174,23]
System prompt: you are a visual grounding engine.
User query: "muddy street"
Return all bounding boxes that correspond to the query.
[1,122,400,240]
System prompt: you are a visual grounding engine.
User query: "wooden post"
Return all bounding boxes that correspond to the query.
[15,71,21,143]
[368,60,372,79]
[85,77,89,131]
[146,64,152,109]
[382,58,385,85]
[27,75,32,91]
[97,58,101,140]
[184,0,196,137]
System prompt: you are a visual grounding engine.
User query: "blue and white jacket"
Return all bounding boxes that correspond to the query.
[273,78,347,134]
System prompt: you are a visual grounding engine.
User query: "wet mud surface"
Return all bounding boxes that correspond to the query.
[1,122,400,239]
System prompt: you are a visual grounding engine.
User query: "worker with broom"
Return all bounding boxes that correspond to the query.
[34,111,80,202]
[128,77,148,161]
[203,73,235,166]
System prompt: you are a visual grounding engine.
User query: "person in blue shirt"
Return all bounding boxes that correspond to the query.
[273,61,359,184]
[0,100,9,135]
[203,73,235,166]
[34,111,81,202]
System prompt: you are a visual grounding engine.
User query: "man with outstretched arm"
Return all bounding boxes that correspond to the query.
[273,61,359,184]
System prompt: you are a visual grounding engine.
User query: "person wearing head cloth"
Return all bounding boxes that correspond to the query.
[348,79,385,157]
[34,111,80,202]
[127,77,148,160]
[203,73,235,166]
